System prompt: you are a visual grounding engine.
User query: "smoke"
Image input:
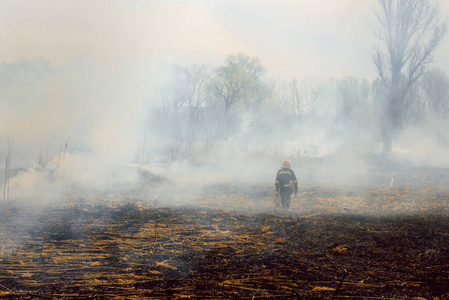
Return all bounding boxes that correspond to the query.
[1,0,448,208]
[393,124,449,168]
[1,55,449,210]
[0,57,161,201]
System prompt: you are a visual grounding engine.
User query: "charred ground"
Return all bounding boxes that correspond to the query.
[1,164,449,299]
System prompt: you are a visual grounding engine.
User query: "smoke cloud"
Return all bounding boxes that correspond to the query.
[0,57,161,200]
[1,1,449,209]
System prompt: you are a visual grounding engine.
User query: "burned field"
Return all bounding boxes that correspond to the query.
[1,166,449,299]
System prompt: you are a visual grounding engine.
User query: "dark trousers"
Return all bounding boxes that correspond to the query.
[280,187,292,210]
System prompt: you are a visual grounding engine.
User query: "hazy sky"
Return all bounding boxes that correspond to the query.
[2,0,449,81]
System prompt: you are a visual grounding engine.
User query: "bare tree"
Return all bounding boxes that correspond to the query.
[272,78,302,116]
[271,79,291,115]
[290,79,301,116]
[421,69,449,139]
[298,79,320,116]
[421,68,449,119]
[185,64,210,137]
[336,77,370,122]
[150,64,212,161]
[373,0,447,155]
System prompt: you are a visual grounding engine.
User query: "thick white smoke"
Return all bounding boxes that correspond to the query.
[0,58,161,200]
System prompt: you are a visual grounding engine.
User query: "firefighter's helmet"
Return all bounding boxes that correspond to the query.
[282,160,291,167]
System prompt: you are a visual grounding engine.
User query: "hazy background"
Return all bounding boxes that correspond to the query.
[1,0,449,199]
[3,1,449,78]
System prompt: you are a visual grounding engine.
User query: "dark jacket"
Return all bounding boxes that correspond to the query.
[275,166,298,193]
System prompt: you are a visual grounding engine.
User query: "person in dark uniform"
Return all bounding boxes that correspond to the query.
[275,160,298,211]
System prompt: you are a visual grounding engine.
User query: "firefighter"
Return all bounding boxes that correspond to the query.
[275,160,298,211]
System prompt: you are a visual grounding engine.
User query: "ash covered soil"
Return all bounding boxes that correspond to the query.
[1,165,449,299]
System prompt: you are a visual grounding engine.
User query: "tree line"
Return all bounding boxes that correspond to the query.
[149,54,449,161]
[149,0,449,162]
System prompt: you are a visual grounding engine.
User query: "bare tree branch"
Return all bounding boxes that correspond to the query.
[372,0,447,154]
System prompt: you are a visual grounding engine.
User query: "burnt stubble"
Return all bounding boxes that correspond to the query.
[1,166,449,299]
